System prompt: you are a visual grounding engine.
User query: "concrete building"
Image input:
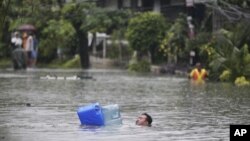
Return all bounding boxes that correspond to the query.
[64,0,215,21]
[94,0,216,21]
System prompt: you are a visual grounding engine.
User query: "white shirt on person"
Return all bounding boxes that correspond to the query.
[11,36,22,48]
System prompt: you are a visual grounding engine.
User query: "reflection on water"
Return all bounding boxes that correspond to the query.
[0,69,250,141]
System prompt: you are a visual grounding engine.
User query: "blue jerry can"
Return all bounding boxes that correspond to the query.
[77,103,104,126]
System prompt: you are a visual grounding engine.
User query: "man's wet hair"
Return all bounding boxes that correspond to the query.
[142,113,152,126]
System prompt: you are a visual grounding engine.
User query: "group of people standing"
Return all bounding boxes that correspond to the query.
[10,31,38,70]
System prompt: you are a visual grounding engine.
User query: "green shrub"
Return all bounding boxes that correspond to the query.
[0,42,9,58]
[126,12,167,54]
[62,55,81,68]
[128,60,150,72]
[219,70,231,81]
[234,76,250,86]
[0,58,11,68]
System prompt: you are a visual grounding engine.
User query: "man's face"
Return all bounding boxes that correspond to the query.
[136,115,148,126]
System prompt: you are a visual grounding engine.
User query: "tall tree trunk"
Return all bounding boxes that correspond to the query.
[149,45,155,64]
[149,43,157,64]
[76,30,90,69]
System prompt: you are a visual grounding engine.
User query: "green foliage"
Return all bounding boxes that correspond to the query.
[0,0,11,39]
[107,43,132,61]
[82,8,132,35]
[42,19,75,44]
[0,42,9,58]
[219,69,231,81]
[107,44,119,59]
[61,2,95,31]
[107,29,132,60]
[8,0,60,31]
[209,28,250,82]
[0,58,11,68]
[106,10,133,33]
[107,31,121,59]
[47,55,81,69]
[128,60,151,72]
[39,19,75,62]
[62,55,81,68]
[2,0,67,62]
[84,8,112,33]
[230,22,250,49]
[126,12,167,53]
[159,15,188,63]
[234,76,250,86]
[186,32,213,64]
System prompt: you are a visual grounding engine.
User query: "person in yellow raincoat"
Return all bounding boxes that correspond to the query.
[189,63,208,84]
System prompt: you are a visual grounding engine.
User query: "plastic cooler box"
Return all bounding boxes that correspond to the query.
[102,104,122,125]
[77,103,122,126]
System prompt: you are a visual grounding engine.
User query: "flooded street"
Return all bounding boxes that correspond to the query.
[0,69,250,141]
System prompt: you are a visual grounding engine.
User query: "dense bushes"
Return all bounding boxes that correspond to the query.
[126,12,168,63]
[1,1,250,85]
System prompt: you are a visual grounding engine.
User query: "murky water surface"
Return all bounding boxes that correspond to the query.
[0,69,250,141]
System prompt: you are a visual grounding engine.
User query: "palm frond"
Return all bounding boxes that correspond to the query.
[232,22,250,48]
[209,55,226,72]
[242,64,250,78]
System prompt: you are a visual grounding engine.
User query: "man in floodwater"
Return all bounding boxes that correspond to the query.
[189,63,208,80]
[189,62,208,85]
[136,113,152,127]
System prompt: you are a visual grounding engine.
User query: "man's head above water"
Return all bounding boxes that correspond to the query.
[136,113,152,126]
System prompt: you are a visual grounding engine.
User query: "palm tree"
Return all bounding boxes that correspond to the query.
[209,22,250,82]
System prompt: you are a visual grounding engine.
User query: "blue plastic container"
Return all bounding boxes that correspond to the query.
[77,103,104,126]
[102,104,122,125]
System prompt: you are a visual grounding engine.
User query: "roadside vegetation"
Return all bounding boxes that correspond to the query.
[0,0,250,85]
